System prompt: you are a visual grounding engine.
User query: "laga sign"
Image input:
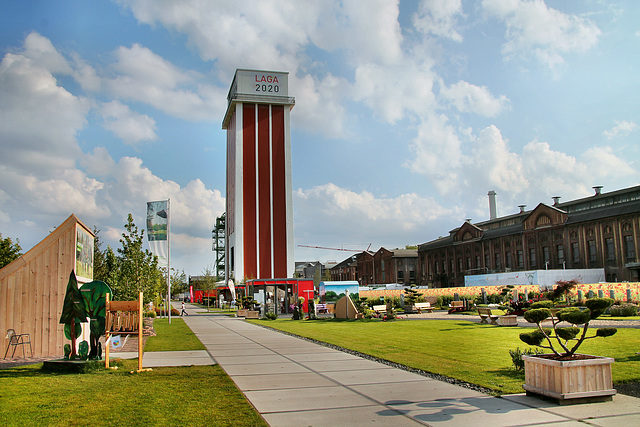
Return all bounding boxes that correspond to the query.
[231,69,289,98]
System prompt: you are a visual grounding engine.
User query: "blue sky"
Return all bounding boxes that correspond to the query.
[1,0,639,277]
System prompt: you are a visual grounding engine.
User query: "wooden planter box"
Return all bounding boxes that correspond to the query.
[236,309,248,317]
[522,354,616,403]
[498,315,518,326]
[245,311,260,319]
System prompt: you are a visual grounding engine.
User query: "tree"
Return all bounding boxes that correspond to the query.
[200,265,218,312]
[113,214,162,303]
[171,268,188,296]
[0,233,22,269]
[59,271,88,359]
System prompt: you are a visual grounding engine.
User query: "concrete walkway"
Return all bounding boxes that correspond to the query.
[176,305,640,427]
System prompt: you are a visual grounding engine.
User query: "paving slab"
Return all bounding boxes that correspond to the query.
[385,396,569,426]
[232,372,338,391]
[221,361,312,376]
[322,367,432,386]
[213,354,292,365]
[207,347,278,357]
[244,385,378,413]
[261,405,424,427]
[141,350,215,368]
[350,379,483,402]
[295,358,394,372]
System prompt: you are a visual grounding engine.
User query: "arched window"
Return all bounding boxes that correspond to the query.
[536,214,551,227]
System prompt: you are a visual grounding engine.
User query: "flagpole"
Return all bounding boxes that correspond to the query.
[167,198,171,324]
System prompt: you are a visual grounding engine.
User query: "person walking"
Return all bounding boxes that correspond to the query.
[181,301,188,316]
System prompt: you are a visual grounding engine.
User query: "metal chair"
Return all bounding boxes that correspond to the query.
[4,329,33,359]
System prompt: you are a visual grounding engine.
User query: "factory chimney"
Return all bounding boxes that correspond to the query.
[488,190,497,220]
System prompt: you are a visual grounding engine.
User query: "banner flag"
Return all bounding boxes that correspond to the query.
[147,200,169,267]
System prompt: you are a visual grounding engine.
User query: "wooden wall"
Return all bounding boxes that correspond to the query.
[0,214,94,358]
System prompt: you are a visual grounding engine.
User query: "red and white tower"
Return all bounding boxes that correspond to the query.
[222,69,295,283]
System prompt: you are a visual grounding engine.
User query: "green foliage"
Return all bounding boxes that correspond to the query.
[609,304,639,317]
[112,214,163,304]
[144,310,157,318]
[78,341,89,360]
[556,307,590,325]
[263,312,278,320]
[584,298,614,319]
[199,264,217,311]
[555,327,580,341]
[523,308,551,324]
[509,347,543,371]
[530,300,554,309]
[520,297,616,357]
[59,271,88,359]
[550,279,577,302]
[519,330,546,346]
[63,344,71,359]
[596,328,618,338]
[0,232,22,268]
[404,286,421,306]
[436,295,454,308]
[80,280,112,359]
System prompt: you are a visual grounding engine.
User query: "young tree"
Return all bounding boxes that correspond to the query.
[113,214,162,303]
[0,233,22,268]
[171,268,188,296]
[200,265,218,312]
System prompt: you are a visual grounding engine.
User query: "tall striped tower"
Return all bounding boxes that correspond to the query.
[222,69,295,283]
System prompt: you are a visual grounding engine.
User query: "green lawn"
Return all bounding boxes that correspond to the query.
[0,318,266,427]
[249,318,640,395]
[144,318,206,352]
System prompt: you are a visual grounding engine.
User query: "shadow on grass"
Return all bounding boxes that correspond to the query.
[0,359,125,378]
[615,354,640,363]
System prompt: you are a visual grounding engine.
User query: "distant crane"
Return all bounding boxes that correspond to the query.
[297,243,372,252]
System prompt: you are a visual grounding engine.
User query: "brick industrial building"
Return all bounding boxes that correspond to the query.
[332,185,640,288]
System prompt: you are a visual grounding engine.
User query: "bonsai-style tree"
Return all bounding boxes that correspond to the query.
[520,298,617,358]
[403,286,421,310]
[59,271,88,359]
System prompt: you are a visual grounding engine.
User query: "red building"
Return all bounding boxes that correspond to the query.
[223,69,295,283]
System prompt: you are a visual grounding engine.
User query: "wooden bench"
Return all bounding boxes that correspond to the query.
[448,300,465,313]
[316,303,328,314]
[373,305,387,314]
[478,307,500,325]
[414,302,433,313]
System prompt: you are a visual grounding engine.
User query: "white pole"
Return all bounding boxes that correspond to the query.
[167,198,172,325]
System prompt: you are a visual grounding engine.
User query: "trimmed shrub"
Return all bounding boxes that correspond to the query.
[609,304,638,317]
[509,347,544,371]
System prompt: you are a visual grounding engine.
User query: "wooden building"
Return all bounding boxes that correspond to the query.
[1,214,94,358]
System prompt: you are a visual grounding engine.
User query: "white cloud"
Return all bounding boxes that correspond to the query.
[107,44,225,121]
[603,120,638,139]
[0,36,89,175]
[354,61,437,123]
[294,183,457,246]
[100,101,158,144]
[581,146,635,179]
[483,0,601,69]
[405,113,462,192]
[465,125,527,192]
[291,73,351,138]
[22,32,73,74]
[413,0,464,42]
[440,81,509,117]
